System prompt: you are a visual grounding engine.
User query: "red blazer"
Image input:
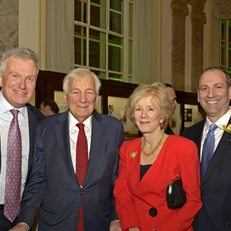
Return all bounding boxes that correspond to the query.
[114,135,202,231]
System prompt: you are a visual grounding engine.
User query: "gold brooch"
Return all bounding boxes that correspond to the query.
[130,151,137,158]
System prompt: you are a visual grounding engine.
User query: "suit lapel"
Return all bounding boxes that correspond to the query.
[54,112,77,183]
[194,120,205,155]
[27,106,39,171]
[203,118,231,183]
[84,113,102,185]
[130,140,143,189]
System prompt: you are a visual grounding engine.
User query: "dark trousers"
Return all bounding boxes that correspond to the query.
[0,205,18,231]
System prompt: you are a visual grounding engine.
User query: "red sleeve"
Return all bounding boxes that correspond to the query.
[114,142,140,230]
[158,138,202,230]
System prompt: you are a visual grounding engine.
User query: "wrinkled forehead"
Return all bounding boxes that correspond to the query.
[69,74,96,89]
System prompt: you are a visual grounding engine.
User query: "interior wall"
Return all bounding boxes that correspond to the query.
[160,0,172,85]
[185,4,192,92]
[18,0,40,53]
[0,0,18,57]
[203,0,220,68]
[17,0,217,94]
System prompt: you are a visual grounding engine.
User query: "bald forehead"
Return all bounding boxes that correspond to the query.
[200,69,227,83]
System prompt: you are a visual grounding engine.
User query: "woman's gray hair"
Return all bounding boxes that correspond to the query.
[63,67,102,94]
[0,47,39,75]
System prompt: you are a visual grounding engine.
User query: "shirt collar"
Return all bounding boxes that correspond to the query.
[68,110,92,130]
[205,107,231,130]
[0,91,27,118]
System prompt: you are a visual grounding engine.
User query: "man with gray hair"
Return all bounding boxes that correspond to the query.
[0,47,44,230]
[11,67,124,231]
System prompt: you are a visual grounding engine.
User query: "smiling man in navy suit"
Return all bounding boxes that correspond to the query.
[183,67,231,231]
[0,47,44,231]
[11,68,124,231]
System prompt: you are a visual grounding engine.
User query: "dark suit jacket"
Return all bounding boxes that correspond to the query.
[18,111,124,231]
[0,103,44,179]
[183,117,231,231]
[25,104,45,181]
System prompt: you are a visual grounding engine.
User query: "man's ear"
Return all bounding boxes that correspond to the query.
[197,89,200,103]
[229,86,231,100]
[0,76,2,87]
[64,93,67,103]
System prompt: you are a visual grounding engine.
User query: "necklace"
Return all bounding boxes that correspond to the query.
[142,132,165,156]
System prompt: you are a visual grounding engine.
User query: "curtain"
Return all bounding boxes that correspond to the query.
[133,0,157,84]
[46,0,74,73]
[212,0,231,20]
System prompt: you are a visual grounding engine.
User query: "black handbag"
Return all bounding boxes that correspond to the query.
[166,176,187,209]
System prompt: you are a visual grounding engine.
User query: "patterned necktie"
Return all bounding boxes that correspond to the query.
[4,109,22,222]
[76,123,88,231]
[201,123,217,180]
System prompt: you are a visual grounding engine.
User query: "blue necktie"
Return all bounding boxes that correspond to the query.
[201,124,217,180]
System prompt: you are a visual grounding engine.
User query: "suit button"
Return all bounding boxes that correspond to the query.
[149,207,157,217]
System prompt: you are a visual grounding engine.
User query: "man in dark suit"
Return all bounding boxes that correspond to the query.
[183,67,231,231]
[11,67,124,231]
[0,47,44,231]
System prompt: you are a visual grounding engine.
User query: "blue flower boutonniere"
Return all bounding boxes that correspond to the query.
[130,151,137,159]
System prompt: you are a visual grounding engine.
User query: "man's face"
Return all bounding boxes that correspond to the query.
[198,69,231,122]
[0,58,37,108]
[64,74,97,122]
[166,87,177,113]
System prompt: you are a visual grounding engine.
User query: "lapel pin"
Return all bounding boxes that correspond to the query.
[130,151,137,158]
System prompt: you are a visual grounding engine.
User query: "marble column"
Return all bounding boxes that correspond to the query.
[0,0,18,58]
[190,0,207,91]
[171,0,189,91]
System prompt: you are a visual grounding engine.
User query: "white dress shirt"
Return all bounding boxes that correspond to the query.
[0,91,30,204]
[200,107,231,161]
[68,111,92,172]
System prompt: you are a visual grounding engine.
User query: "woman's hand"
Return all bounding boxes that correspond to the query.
[110,220,122,231]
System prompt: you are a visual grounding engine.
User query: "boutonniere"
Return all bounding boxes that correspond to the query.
[222,124,231,143]
[130,151,137,159]
[222,124,231,133]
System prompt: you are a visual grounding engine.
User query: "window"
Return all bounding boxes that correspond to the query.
[220,19,231,76]
[74,0,133,82]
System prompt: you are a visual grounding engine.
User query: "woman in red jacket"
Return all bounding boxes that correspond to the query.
[114,83,202,231]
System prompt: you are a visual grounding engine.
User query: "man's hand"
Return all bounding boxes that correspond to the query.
[8,222,30,231]
[110,220,122,231]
